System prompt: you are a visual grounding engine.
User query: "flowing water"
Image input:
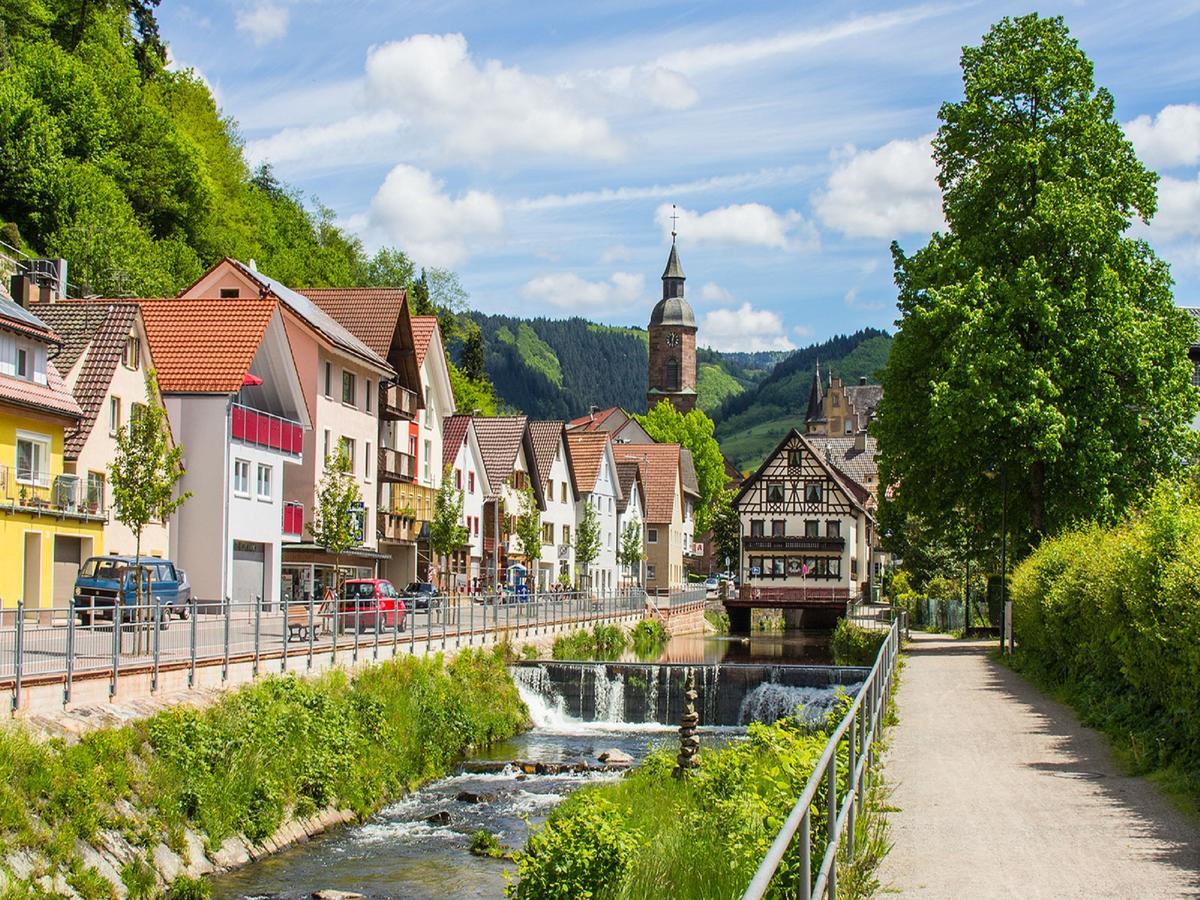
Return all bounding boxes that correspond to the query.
[213,632,857,899]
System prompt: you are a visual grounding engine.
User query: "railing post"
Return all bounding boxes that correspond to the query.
[64,600,75,706]
[827,753,838,898]
[393,594,400,658]
[222,596,231,682]
[307,592,315,669]
[13,601,24,711]
[847,711,857,859]
[469,594,474,645]
[152,601,161,693]
[441,595,448,650]
[253,594,261,678]
[353,603,360,662]
[799,809,812,900]
[110,600,120,698]
[373,599,380,660]
[281,597,289,673]
[189,596,197,688]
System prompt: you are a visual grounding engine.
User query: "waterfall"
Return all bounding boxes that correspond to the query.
[736,683,859,726]
[593,669,625,723]
[645,665,660,723]
[511,665,573,730]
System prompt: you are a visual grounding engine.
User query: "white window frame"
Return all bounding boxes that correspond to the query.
[256,463,272,501]
[342,370,357,407]
[647,527,659,544]
[14,430,50,487]
[233,458,251,497]
[109,396,121,436]
[124,335,140,370]
[16,347,28,379]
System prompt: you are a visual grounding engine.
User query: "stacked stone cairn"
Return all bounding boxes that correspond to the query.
[673,667,701,779]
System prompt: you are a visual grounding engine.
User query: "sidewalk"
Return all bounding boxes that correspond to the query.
[879,632,1200,898]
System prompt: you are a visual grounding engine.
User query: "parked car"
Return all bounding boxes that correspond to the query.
[337,579,406,632]
[403,582,441,611]
[73,556,189,626]
[704,574,721,598]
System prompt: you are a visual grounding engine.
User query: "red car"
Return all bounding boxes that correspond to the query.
[338,579,406,632]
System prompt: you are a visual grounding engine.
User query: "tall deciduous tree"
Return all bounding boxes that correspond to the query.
[574,499,602,588]
[429,465,468,592]
[876,13,1198,556]
[709,489,741,575]
[108,377,189,604]
[308,446,361,600]
[635,400,726,532]
[512,486,543,594]
[616,518,644,586]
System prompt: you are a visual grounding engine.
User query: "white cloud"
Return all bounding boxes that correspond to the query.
[793,324,814,340]
[656,203,818,251]
[521,272,645,313]
[364,33,623,162]
[600,245,633,264]
[235,2,290,46]
[1152,175,1200,239]
[843,287,888,312]
[1124,104,1200,169]
[699,304,796,352]
[814,133,943,238]
[699,282,735,303]
[362,164,503,268]
[566,64,698,112]
[246,113,404,168]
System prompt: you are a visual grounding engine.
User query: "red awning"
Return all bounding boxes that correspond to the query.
[242,372,264,387]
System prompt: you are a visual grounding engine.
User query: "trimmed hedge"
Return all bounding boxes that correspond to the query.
[1011,477,1200,778]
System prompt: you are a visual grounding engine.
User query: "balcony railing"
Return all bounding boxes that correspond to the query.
[377,510,420,543]
[379,447,416,483]
[231,403,303,457]
[0,468,106,520]
[742,535,845,552]
[381,383,418,420]
[282,501,304,538]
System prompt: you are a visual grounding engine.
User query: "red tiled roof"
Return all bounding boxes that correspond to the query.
[472,416,528,491]
[613,443,681,523]
[138,298,276,394]
[411,316,439,368]
[528,421,565,492]
[567,406,625,432]
[303,287,407,360]
[565,431,609,495]
[0,362,82,421]
[37,302,141,458]
[442,414,472,470]
[615,460,643,514]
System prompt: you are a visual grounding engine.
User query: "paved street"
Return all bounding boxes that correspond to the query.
[880,633,1200,898]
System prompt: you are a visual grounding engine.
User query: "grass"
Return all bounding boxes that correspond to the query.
[469,829,512,860]
[551,625,627,661]
[832,619,888,666]
[629,619,669,659]
[496,323,564,387]
[0,649,529,894]
[696,362,744,413]
[704,609,730,633]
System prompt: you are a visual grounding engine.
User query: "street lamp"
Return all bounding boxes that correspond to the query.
[983,465,1010,654]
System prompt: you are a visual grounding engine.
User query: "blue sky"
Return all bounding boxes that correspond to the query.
[160,1,1200,351]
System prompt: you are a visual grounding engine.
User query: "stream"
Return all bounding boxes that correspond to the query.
[213,633,858,899]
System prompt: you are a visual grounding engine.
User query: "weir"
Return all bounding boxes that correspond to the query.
[511,661,866,728]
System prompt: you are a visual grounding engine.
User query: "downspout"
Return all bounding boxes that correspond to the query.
[222,395,233,608]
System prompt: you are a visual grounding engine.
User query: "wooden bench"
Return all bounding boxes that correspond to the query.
[286,603,314,642]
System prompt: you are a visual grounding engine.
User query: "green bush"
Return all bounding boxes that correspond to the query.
[832,619,887,666]
[704,609,730,633]
[164,875,212,899]
[629,619,669,659]
[551,625,627,661]
[1011,477,1200,785]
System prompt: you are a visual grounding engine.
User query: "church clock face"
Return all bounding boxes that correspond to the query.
[665,331,680,347]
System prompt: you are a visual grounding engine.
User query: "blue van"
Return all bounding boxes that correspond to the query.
[73,556,191,626]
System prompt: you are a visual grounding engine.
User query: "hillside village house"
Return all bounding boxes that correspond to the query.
[528,420,577,588]
[615,460,647,586]
[36,301,169,559]
[441,414,492,587]
[306,288,429,587]
[138,297,310,608]
[179,259,394,602]
[613,442,686,594]
[566,431,623,591]
[406,317,455,580]
[734,428,876,605]
[566,406,655,444]
[0,293,105,613]
[473,416,543,588]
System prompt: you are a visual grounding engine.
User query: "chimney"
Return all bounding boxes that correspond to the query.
[859,376,867,385]
[8,274,33,308]
[854,429,867,452]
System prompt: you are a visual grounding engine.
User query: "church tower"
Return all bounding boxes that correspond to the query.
[647,223,697,413]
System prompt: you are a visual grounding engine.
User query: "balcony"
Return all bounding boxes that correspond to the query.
[378,446,416,483]
[378,510,420,543]
[742,535,845,552]
[0,468,106,521]
[381,383,418,420]
[231,403,303,457]
[282,501,304,538]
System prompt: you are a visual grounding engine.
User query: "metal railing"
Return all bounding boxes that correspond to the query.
[380,383,418,420]
[743,612,905,900]
[0,467,106,520]
[378,447,417,482]
[0,586,678,710]
[230,403,304,457]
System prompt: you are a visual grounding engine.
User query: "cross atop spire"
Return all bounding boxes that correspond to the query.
[670,204,679,243]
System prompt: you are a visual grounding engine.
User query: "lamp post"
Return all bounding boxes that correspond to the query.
[984,464,1010,654]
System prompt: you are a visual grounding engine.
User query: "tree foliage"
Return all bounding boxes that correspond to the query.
[574,499,602,583]
[512,486,543,570]
[635,400,726,532]
[875,13,1198,558]
[429,465,468,588]
[307,447,361,594]
[709,488,741,573]
[617,519,644,583]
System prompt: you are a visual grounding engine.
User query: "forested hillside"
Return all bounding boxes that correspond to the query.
[469,314,779,419]
[0,1,419,295]
[713,329,892,471]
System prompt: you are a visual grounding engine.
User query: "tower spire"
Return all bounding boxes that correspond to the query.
[670,203,679,244]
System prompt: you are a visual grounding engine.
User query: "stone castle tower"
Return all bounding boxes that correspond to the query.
[646,235,697,413]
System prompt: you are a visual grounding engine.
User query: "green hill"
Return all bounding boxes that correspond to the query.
[712,330,892,472]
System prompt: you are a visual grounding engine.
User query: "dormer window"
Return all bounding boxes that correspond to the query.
[16,348,27,379]
[124,336,140,369]
[220,288,240,298]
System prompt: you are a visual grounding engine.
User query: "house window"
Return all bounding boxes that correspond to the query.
[542,523,554,544]
[323,430,331,461]
[342,371,357,406]
[1193,361,1200,387]
[365,379,373,413]
[788,449,803,467]
[562,481,569,503]
[15,432,50,487]
[468,471,475,494]
[805,482,823,504]
[647,564,657,581]
[131,402,147,422]
[772,520,786,537]
[750,519,765,537]
[767,482,785,503]
[109,397,122,436]
[16,347,28,379]
[513,471,526,490]
[340,437,356,471]
[647,528,658,544]
[455,468,462,490]
[233,459,250,496]
[805,520,820,538]
[423,440,432,481]
[546,480,554,502]
[324,362,333,397]
[256,463,272,500]
[826,520,841,539]
[220,288,240,298]
[86,471,105,513]
[832,393,840,408]
[124,336,140,369]
[562,524,571,545]
[365,442,372,480]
